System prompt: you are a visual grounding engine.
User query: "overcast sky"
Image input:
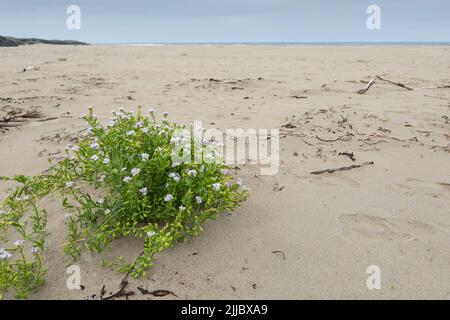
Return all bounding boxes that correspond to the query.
[0,0,449,43]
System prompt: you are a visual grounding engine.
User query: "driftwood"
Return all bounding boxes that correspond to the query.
[357,78,377,94]
[376,75,413,91]
[311,161,374,175]
[357,75,448,94]
[101,280,135,300]
[0,109,46,128]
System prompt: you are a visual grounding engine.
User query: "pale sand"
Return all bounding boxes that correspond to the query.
[1,44,450,299]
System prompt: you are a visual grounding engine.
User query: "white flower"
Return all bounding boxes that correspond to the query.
[134,121,144,128]
[97,198,104,205]
[123,176,132,183]
[147,230,156,238]
[126,130,136,136]
[90,142,100,150]
[212,183,221,191]
[21,195,30,201]
[66,144,72,150]
[69,155,76,160]
[131,168,140,176]
[139,187,148,196]
[105,209,111,215]
[142,127,149,133]
[169,172,180,182]
[236,178,243,186]
[179,205,186,212]
[141,153,150,161]
[195,196,202,204]
[164,194,173,202]
[221,169,230,175]
[103,157,110,164]
[91,155,99,161]
[170,136,180,144]
[172,161,181,167]
[148,108,155,114]
[186,169,197,176]
[65,181,74,188]
[14,240,25,247]
[72,145,79,152]
[87,127,93,135]
[0,249,12,260]
[107,120,116,127]
[0,209,5,215]
[31,247,39,254]
[99,175,106,183]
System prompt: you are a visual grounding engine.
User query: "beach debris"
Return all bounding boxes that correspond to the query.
[338,151,356,161]
[0,108,53,130]
[100,285,106,298]
[272,183,285,192]
[310,161,374,175]
[290,95,308,99]
[272,250,286,260]
[281,121,297,129]
[101,280,135,300]
[137,286,178,298]
[357,75,412,94]
[357,75,450,94]
[22,66,40,72]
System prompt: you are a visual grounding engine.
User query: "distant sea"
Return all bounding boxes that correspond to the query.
[111,42,450,46]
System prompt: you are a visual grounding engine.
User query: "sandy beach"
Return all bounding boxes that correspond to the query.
[1,44,450,299]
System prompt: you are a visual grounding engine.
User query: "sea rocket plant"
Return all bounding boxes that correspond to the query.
[0,106,248,299]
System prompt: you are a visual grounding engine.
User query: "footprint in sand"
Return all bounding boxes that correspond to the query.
[339,214,436,242]
[388,178,450,200]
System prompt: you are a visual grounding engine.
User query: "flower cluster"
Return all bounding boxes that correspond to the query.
[0,106,248,299]
[60,107,249,278]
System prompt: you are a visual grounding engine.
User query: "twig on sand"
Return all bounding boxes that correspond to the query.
[101,250,144,300]
[101,279,135,300]
[310,161,374,175]
[272,250,286,260]
[0,109,47,128]
[356,75,449,94]
[137,286,178,298]
[338,151,356,161]
[357,78,377,94]
[376,75,414,91]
